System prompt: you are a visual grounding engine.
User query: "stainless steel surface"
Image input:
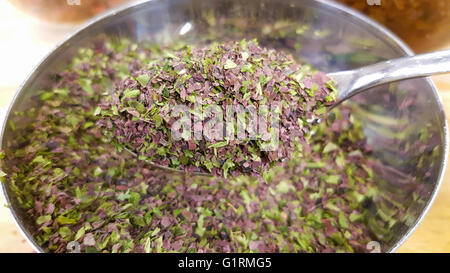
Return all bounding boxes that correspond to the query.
[0,0,447,253]
[329,50,450,104]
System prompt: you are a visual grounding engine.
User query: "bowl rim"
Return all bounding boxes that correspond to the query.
[1,0,447,253]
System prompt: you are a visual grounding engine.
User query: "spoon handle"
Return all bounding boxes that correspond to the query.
[328,49,450,101]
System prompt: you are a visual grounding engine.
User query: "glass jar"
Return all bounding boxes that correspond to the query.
[335,0,450,53]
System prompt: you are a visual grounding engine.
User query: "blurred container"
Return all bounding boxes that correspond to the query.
[9,0,132,24]
[335,0,450,53]
[1,0,448,253]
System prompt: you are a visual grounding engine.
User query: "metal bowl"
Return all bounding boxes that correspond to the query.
[1,0,448,253]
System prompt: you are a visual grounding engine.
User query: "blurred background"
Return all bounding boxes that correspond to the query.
[0,0,449,252]
[337,0,450,53]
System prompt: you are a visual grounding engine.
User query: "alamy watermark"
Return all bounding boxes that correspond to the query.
[366,0,381,6]
[366,241,381,253]
[170,100,281,151]
[67,241,81,253]
[67,0,81,6]
[67,240,382,253]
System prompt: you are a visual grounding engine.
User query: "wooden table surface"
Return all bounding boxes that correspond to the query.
[0,1,449,253]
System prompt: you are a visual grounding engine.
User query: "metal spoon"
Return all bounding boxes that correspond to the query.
[131,49,450,175]
[328,49,450,107]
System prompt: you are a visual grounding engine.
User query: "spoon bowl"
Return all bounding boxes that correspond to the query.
[125,49,450,174]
